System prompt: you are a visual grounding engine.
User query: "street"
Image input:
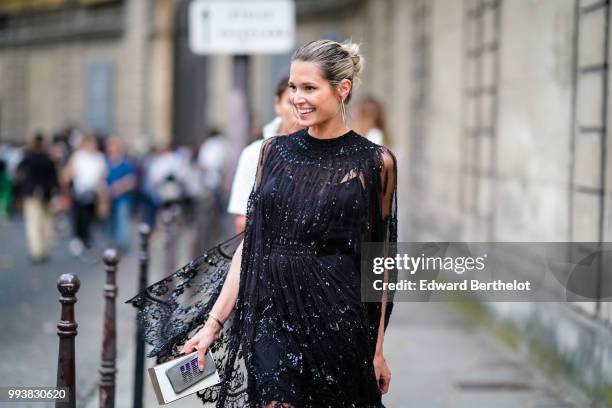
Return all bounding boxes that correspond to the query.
[0,216,180,407]
[1,0,611,404]
[0,218,590,407]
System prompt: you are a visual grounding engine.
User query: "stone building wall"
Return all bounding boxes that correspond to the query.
[0,0,174,151]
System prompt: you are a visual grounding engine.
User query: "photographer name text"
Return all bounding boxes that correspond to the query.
[373,279,532,292]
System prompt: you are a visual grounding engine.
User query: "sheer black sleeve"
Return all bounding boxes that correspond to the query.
[121,139,285,363]
[378,147,398,329]
[124,137,278,364]
[365,146,398,354]
[244,136,276,231]
[124,233,243,362]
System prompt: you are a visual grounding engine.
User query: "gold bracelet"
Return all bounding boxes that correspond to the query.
[208,312,224,329]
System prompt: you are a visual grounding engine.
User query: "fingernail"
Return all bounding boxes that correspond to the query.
[199,365,204,371]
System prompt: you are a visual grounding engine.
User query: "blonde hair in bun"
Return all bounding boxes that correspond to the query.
[340,40,364,90]
[292,39,365,104]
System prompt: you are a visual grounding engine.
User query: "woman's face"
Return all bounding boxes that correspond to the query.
[288,60,344,128]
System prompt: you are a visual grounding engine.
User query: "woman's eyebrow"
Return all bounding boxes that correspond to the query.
[288,81,317,86]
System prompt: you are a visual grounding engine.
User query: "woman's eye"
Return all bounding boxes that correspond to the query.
[306,86,315,91]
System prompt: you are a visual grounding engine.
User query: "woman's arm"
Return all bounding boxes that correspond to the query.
[373,147,397,394]
[210,238,243,322]
[375,149,396,354]
[181,137,276,370]
[181,238,243,370]
[374,288,388,356]
[234,215,247,235]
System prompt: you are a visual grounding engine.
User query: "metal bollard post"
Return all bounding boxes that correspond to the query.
[132,224,150,408]
[56,274,80,408]
[99,249,119,408]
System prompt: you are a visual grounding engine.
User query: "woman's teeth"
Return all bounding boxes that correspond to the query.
[298,108,315,114]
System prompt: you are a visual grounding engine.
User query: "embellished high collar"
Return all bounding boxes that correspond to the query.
[298,128,357,151]
[277,128,378,165]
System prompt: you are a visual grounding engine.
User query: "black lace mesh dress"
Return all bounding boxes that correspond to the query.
[127,128,398,408]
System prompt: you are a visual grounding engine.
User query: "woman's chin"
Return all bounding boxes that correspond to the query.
[297,118,313,127]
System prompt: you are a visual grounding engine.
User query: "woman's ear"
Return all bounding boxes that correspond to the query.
[337,79,352,102]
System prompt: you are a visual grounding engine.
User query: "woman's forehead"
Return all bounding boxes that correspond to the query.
[289,61,325,83]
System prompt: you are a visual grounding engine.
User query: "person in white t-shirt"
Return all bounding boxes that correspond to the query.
[62,135,107,254]
[227,76,304,233]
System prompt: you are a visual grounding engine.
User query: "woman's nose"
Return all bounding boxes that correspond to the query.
[292,90,306,103]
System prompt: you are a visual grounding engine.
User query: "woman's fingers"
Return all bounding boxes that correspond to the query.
[181,337,197,354]
[378,375,390,394]
[181,328,216,370]
[373,355,391,395]
[197,343,207,371]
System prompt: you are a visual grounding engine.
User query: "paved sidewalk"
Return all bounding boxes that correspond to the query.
[82,302,589,408]
[382,302,588,407]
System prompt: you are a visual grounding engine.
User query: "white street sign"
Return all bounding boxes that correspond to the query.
[189,0,296,55]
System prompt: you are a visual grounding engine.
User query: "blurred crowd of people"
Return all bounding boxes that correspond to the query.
[0,126,231,263]
[0,78,389,265]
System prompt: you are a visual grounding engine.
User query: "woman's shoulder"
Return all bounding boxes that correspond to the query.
[257,132,296,163]
[260,129,304,152]
[351,130,396,162]
[376,144,397,166]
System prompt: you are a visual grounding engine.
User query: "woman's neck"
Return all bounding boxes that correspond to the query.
[308,119,350,139]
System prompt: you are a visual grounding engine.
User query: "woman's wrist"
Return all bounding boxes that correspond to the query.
[204,316,223,334]
[208,311,224,327]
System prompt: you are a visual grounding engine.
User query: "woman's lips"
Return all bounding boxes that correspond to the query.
[297,107,315,119]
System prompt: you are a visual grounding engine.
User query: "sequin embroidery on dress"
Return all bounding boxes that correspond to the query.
[126,128,398,408]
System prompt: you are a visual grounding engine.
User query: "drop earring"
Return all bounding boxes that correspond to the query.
[340,100,347,124]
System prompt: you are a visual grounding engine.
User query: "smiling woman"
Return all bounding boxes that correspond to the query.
[129,39,398,408]
[288,40,363,139]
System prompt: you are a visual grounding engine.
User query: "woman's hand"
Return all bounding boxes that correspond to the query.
[180,319,222,371]
[373,353,391,394]
[180,240,242,371]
